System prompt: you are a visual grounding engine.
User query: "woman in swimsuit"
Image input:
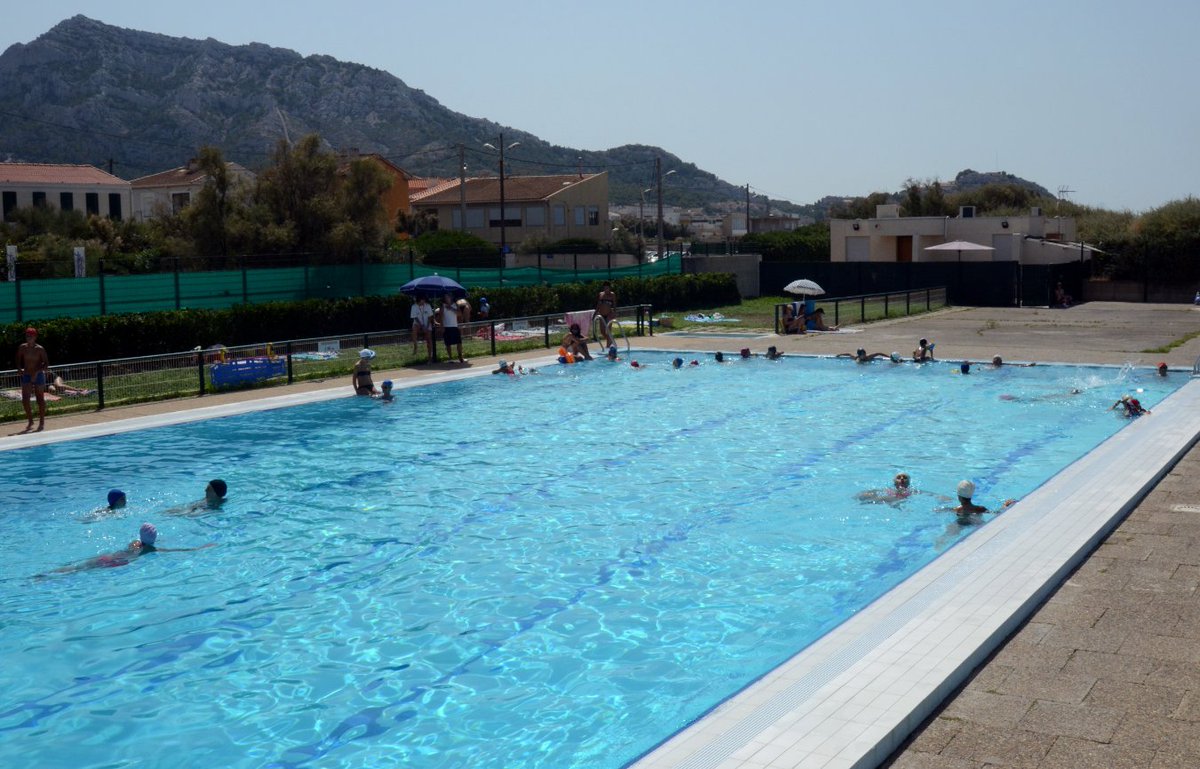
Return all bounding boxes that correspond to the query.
[352,349,377,395]
[595,282,617,348]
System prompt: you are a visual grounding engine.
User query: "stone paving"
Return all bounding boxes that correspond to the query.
[7,301,1200,769]
[882,445,1200,769]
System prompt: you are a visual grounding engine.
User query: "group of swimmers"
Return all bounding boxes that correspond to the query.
[44,480,228,576]
[857,473,1018,545]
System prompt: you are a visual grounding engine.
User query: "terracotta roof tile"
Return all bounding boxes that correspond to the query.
[131,162,254,189]
[0,162,128,186]
[412,174,602,205]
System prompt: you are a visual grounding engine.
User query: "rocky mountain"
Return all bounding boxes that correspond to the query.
[0,16,758,210]
[0,17,1054,218]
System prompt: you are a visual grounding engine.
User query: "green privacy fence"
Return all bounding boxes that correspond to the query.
[0,255,682,324]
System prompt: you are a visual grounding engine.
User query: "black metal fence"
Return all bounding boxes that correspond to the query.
[0,305,655,423]
[773,287,947,334]
[759,261,1089,308]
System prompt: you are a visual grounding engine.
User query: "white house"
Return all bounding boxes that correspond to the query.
[829,205,1088,265]
[0,163,131,221]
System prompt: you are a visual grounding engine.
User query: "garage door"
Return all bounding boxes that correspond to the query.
[846,236,869,262]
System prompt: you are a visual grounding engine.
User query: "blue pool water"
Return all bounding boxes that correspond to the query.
[0,354,1183,769]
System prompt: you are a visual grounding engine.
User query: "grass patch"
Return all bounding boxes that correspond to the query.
[1143,327,1200,354]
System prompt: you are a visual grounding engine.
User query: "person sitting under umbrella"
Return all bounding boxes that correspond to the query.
[809,307,838,331]
[781,300,807,334]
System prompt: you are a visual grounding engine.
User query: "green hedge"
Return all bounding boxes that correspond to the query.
[4,273,740,364]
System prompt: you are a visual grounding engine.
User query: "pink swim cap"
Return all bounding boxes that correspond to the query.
[139,523,158,545]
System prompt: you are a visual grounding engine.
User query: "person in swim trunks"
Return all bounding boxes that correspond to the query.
[15,327,50,432]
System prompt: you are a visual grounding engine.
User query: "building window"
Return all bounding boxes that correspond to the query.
[488,207,521,227]
[587,206,599,226]
[2,191,17,221]
[553,205,566,226]
[85,193,99,216]
[32,192,47,208]
[466,208,485,228]
[171,192,191,213]
[60,192,74,211]
[574,206,585,226]
[525,206,545,227]
[108,193,122,221]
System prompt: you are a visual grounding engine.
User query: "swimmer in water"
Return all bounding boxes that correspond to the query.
[935,480,1016,548]
[78,489,128,523]
[160,479,228,517]
[990,355,1036,368]
[375,380,396,401]
[856,473,951,507]
[1111,394,1150,417]
[41,523,214,576]
[837,348,889,364]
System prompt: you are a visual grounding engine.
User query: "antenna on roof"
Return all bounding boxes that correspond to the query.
[1056,185,1074,213]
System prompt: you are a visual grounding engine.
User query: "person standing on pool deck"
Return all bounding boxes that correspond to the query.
[15,326,50,432]
[410,296,434,362]
[438,293,466,363]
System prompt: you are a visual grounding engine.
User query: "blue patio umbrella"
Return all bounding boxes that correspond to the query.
[399,274,468,299]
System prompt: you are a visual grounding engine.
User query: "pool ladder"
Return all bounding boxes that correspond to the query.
[593,314,632,354]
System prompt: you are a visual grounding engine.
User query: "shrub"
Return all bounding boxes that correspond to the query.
[3,273,740,364]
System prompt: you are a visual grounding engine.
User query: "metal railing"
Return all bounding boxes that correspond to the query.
[0,305,655,423]
[773,286,947,334]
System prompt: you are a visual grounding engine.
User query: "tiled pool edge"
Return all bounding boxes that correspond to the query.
[630,379,1200,769]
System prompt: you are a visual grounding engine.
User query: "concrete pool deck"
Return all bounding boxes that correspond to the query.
[6,301,1200,769]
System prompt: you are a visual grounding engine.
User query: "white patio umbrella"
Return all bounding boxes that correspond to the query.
[783,278,825,296]
[923,240,994,261]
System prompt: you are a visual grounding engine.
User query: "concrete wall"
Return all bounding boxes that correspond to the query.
[830,214,1078,263]
[686,253,762,298]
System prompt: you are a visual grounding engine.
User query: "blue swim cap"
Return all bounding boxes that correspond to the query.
[382,380,393,388]
[107,489,126,507]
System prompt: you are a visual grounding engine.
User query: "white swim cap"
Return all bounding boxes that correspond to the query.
[359,349,376,360]
[956,480,975,499]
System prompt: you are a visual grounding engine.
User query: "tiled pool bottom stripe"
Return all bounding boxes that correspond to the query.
[631,379,1200,769]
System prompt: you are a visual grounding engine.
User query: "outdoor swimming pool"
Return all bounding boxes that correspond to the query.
[0,354,1183,769]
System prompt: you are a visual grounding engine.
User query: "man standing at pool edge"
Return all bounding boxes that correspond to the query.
[15,326,50,432]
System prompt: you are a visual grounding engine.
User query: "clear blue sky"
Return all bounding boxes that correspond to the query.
[3,0,1197,212]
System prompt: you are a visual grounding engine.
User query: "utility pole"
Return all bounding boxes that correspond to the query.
[745,184,751,236]
[656,157,664,261]
[458,143,467,233]
[499,134,507,256]
[484,134,520,256]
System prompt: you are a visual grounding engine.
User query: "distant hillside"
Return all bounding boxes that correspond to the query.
[0,16,759,210]
[946,169,1052,198]
[0,17,1053,219]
